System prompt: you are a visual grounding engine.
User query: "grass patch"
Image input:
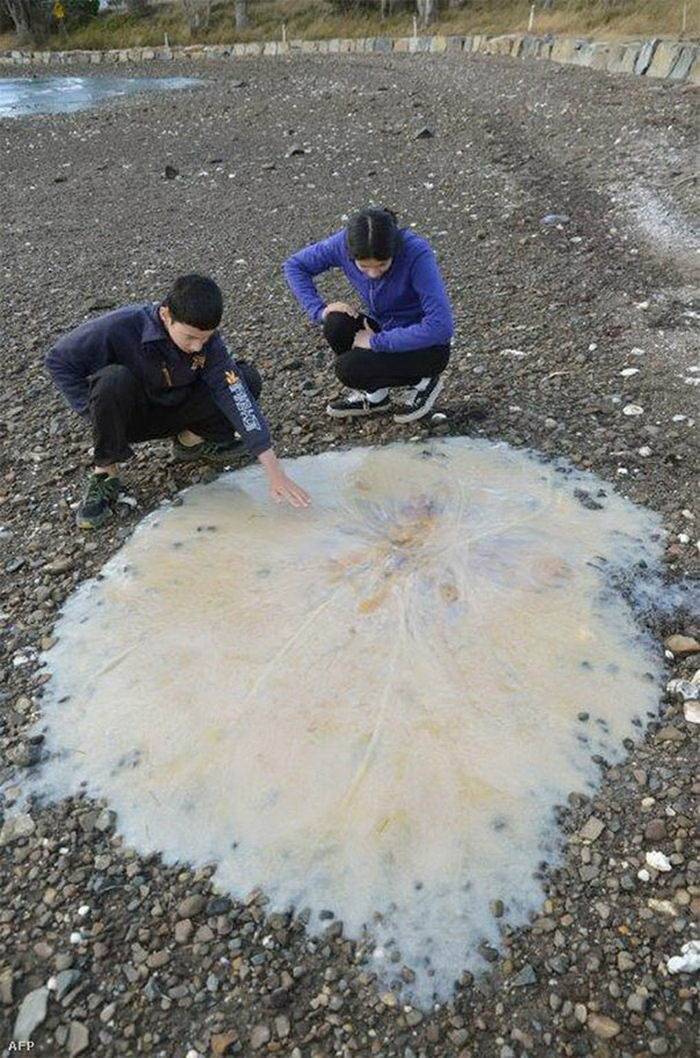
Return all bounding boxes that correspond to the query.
[0,0,697,52]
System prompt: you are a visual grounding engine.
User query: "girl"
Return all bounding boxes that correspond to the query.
[283,208,454,423]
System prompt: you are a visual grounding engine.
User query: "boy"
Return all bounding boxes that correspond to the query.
[47,274,309,528]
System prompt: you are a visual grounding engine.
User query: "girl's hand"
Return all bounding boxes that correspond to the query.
[322,302,359,319]
[353,326,373,350]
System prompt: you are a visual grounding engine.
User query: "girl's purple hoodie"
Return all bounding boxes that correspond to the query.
[283,228,454,354]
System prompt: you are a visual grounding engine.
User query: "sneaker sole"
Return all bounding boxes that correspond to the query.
[393,377,444,424]
[76,509,112,530]
[326,404,390,419]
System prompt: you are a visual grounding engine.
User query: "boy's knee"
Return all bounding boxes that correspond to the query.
[90,364,137,402]
[237,360,262,400]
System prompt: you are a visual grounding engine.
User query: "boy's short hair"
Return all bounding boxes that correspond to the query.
[164,274,223,331]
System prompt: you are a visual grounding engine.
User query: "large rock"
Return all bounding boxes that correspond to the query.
[13,987,49,1041]
[520,35,543,60]
[68,1021,89,1057]
[551,37,586,65]
[588,1013,621,1040]
[635,38,659,74]
[429,36,448,53]
[0,814,35,846]
[607,41,641,74]
[586,42,616,70]
[647,40,685,78]
[665,634,700,655]
[669,44,699,80]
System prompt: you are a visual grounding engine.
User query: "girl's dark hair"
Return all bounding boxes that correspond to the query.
[164,274,223,330]
[346,207,400,261]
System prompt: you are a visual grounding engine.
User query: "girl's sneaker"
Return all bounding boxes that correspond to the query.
[326,391,391,418]
[394,375,443,423]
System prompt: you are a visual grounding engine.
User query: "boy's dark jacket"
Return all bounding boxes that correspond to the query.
[46,302,271,457]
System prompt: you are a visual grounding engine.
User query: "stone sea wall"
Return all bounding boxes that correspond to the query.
[1,32,698,85]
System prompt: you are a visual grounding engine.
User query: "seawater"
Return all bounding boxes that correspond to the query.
[29,439,666,1002]
[0,76,199,118]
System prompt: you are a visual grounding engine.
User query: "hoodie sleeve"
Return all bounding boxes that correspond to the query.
[202,339,272,458]
[283,231,346,324]
[45,323,112,416]
[369,247,454,354]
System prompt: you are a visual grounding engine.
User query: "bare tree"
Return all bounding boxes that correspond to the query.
[234,0,247,29]
[416,0,435,27]
[4,0,52,44]
[181,0,211,32]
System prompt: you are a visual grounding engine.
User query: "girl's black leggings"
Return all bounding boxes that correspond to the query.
[323,311,450,393]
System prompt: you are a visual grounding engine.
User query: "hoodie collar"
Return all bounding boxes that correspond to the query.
[142,302,168,344]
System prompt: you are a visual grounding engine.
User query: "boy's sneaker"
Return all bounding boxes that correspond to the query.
[76,473,121,530]
[172,436,242,466]
[326,391,391,419]
[393,375,444,424]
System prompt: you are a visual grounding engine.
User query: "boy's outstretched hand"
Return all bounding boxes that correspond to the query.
[258,450,311,509]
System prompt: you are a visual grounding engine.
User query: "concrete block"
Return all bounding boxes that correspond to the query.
[688,49,700,84]
[572,41,600,66]
[430,36,448,53]
[509,34,525,58]
[538,37,554,60]
[373,37,393,53]
[141,48,155,61]
[669,43,698,79]
[262,41,277,56]
[520,35,540,60]
[584,42,614,70]
[550,37,586,65]
[445,36,465,52]
[634,38,659,75]
[646,39,683,78]
[608,41,640,74]
[338,38,354,52]
[394,38,411,53]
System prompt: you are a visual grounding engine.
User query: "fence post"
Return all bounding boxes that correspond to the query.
[528,4,535,31]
